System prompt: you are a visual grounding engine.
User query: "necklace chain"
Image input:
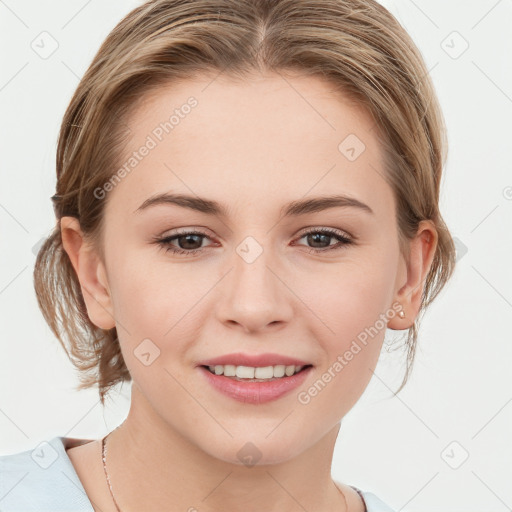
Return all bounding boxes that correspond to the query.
[101,428,351,512]
[102,431,122,512]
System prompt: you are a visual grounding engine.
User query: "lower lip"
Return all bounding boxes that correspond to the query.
[198,366,313,404]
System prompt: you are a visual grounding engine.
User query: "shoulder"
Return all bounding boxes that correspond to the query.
[358,490,398,512]
[0,436,95,512]
[347,484,399,512]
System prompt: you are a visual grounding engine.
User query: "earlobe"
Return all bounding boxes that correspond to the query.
[60,216,116,330]
[387,220,438,330]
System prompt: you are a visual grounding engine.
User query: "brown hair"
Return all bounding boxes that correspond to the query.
[34,0,456,405]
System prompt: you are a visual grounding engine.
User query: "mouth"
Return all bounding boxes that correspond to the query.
[198,363,314,404]
[200,363,313,382]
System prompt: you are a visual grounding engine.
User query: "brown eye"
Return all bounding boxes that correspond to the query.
[155,229,213,256]
[295,228,353,253]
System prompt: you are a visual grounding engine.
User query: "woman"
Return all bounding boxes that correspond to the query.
[0,0,455,510]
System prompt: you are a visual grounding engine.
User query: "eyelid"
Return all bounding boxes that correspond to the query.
[154,225,355,258]
[159,226,215,238]
[158,225,353,239]
[297,225,354,239]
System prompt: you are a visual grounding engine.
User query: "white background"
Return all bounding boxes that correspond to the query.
[0,1,511,510]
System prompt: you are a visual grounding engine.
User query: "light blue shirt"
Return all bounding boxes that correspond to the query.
[0,437,397,511]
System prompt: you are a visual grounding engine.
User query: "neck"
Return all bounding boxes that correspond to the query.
[105,383,346,512]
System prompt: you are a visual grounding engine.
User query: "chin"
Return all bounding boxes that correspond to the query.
[201,434,309,467]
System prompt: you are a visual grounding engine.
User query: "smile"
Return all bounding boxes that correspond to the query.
[198,364,313,404]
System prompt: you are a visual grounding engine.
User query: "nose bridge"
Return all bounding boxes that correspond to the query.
[231,234,277,297]
[216,232,292,330]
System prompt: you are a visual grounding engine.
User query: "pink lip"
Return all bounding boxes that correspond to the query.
[197,352,312,367]
[198,365,313,404]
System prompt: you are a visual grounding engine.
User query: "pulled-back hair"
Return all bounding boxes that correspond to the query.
[33,0,456,405]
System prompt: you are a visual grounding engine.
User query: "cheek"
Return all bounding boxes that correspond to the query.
[107,247,206,334]
[106,256,200,394]
[302,247,397,340]
[105,251,218,384]
[296,248,398,402]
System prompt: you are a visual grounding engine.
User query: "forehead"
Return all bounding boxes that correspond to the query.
[108,72,393,219]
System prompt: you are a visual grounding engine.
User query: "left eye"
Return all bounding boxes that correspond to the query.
[295,228,353,253]
[155,227,354,256]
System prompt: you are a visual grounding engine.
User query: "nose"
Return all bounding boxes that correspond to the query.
[215,238,293,333]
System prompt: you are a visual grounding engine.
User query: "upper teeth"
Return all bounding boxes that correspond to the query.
[208,364,304,379]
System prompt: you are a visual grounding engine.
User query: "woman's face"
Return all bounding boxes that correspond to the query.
[83,72,413,464]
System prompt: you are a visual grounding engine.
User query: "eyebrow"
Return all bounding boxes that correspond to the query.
[134,193,374,217]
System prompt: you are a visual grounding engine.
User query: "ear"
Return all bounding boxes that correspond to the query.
[60,216,116,330]
[387,220,438,330]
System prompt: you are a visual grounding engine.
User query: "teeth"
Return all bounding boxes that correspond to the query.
[207,364,305,380]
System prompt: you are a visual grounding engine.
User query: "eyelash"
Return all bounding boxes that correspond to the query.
[154,227,354,257]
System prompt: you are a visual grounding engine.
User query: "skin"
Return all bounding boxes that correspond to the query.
[61,71,438,512]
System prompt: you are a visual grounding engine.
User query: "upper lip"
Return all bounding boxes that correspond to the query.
[197,352,313,368]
